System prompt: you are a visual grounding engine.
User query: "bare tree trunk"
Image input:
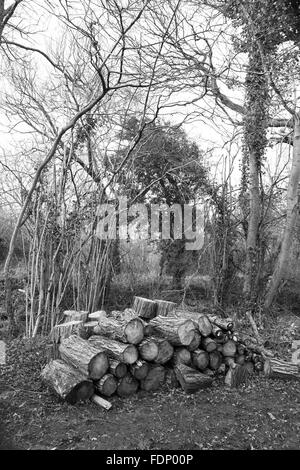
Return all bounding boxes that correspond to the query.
[264,116,300,309]
[243,152,261,299]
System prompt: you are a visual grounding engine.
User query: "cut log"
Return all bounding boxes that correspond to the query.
[206,314,234,332]
[149,316,196,347]
[222,340,237,357]
[117,373,139,397]
[59,335,109,380]
[224,356,236,367]
[63,310,88,322]
[154,338,174,364]
[209,351,222,370]
[237,344,246,355]
[138,337,159,361]
[140,364,165,391]
[132,296,157,319]
[201,337,217,353]
[41,359,94,404]
[235,331,273,357]
[138,336,173,364]
[154,299,177,316]
[93,316,144,345]
[111,308,153,336]
[187,331,201,351]
[88,335,138,364]
[88,310,107,321]
[197,315,213,337]
[130,360,149,380]
[50,320,84,344]
[172,348,192,366]
[254,361,264,372]
[192,350,209,371]
[91,394,112,410]
[174,364,213,393]
[211,324,225,341]
[94,373,118,397]
[264,358,300,380]
[109,359,128,379]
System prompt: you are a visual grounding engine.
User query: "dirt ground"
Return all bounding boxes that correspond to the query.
[0,337,299,450]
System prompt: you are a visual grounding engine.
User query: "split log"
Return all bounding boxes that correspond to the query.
[109,359,128,379]
[88,310,107,321]
[154,299,177,316]
[130,360,149,380]
[41,359,94,404]
[209,351,222,370]
[93,316,144,345]
[192,350,209,371]
[222,340,237,357]
[225,363,249,388]
[165,368,180,388]
[172,348,192,366]
[201,337,217,353]
[174,364,213,393]
[91,394,112,410]
[264,358,300,381]
[50,320,84,344]
[89,335,138,364]
[132,296,157,319]
[94,373,118,397]
[117,373,139,397]
[63,310,88,322]
[187,331,201,351]
[140,364,165,391]
[149,316,196,347]
[59,335,109,380]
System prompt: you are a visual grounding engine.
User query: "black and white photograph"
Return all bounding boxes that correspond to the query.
[0,0,299,453]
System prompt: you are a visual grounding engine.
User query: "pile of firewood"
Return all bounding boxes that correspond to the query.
[41,296,300,409]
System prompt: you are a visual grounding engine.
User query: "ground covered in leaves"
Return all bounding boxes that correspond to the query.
[0,337,299,450]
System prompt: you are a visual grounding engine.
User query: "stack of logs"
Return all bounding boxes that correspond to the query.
[41,296,300,409]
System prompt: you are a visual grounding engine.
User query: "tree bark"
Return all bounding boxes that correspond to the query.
[88,335,138,364]
[59,335,109,380]
[174,364,213,393]
[93,316,144,345]
[264,358,300,380]
[132,296,157,319]
[149,316,196,347]
[154,299,177,316]
[41,359,94,404]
